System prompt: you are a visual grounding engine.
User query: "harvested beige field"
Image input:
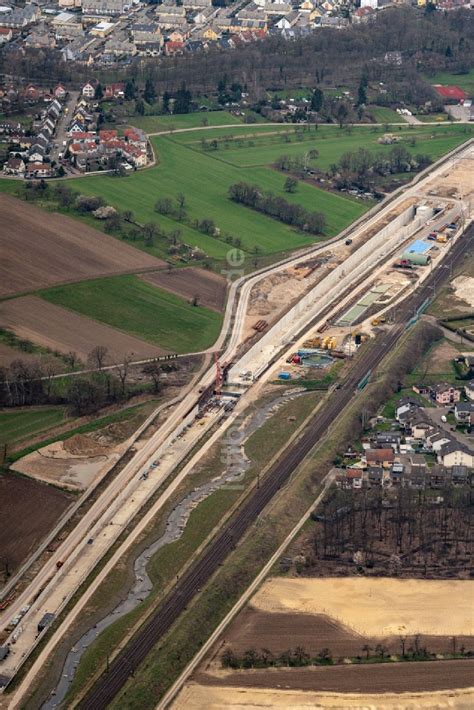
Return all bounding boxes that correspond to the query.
[141,267,227,312]
[250,577,474,637]
[0,296,166,362]
[424,339,463,373]
[0,194,164,297]
[175,681,474,709]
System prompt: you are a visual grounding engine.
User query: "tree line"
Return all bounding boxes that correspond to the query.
[228,181,326,235]
[0,345,164,417]
[221,637,472,669]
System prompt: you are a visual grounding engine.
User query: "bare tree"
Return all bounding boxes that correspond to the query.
[65,351,79,370]
[375,643,388,659]
[88,345,109,371]
[143,360,161,393]
[399,636,407,657]
[43,357,57,400]
[116,353,133,396]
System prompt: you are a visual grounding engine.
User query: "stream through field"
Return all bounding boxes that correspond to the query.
[43,389,307,708]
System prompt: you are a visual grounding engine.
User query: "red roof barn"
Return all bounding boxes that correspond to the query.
[433,85,468,102]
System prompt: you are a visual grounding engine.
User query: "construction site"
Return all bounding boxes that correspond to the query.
[225,193,463,391]
[0,139,472,710]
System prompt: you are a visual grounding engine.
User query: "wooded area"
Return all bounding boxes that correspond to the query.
[1,9,472,101]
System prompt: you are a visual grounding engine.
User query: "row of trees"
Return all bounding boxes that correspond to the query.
[0,347,163,414]
[222,646,333,670]
[228,181,326,235]
[221,636,471,669]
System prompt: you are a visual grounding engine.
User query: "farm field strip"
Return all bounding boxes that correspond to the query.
[0,194,164,298]
[129,110,246,134]
[179,124,473,170]
[0,295,167,362]
[39,275,223,354]
[140,267,227,312]
[187,659,474,710]
[0,472,74,574]
[0,407,66,446]
[249,577,474,637]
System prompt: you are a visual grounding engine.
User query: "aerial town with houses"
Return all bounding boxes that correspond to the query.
[1,80,149,176]
[335,358,474,492]
[0,0,471,66]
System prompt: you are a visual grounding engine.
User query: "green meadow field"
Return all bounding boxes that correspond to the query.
[69,130,370,258]
[69,123,471,262]
[0,407,66,446]
[175,123,472,169]
[129,110,247,134]
[1,121,470,359]
[40,275,222,353]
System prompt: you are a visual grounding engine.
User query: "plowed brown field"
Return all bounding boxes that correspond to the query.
[219,608,474,660]
[141,268,227,312]
[0,343,44,368]
[0,194,164,297]
[197,659,474,694]
[0,471,74,574]
[0,296,166,362]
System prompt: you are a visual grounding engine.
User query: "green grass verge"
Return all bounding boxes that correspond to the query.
[63,486,240,704]
[244,392,321,465]
[0,407,66,446]
[369,106,405,123]
[39,275,222,354]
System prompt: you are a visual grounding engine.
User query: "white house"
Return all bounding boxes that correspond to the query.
[82,81,97,99]
[438,443,474,468]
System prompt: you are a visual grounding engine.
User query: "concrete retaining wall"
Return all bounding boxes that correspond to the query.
[229,203,434,382]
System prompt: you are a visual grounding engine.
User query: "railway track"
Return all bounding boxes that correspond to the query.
[79,227,472,710]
